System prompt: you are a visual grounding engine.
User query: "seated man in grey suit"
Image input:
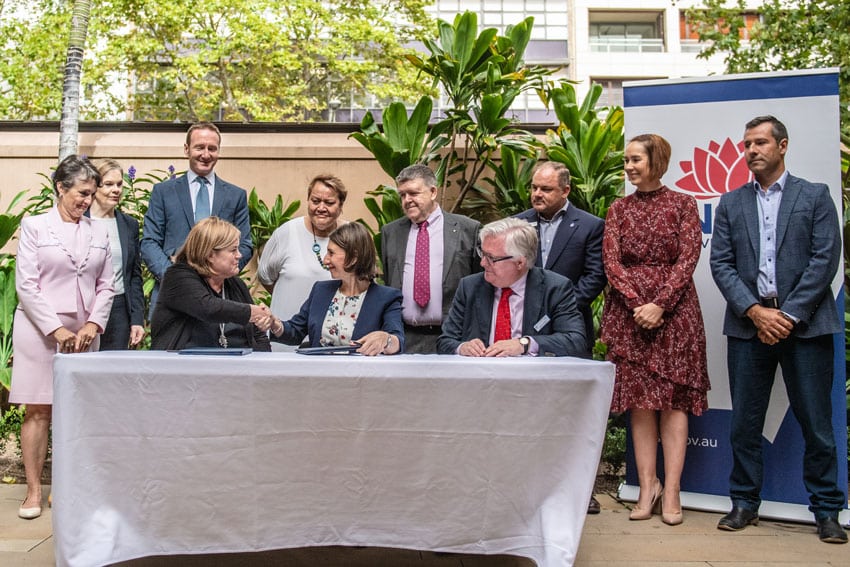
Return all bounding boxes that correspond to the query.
[381,164,480,353]
[437,218,586,357]
[515,161,606,358]
[142,122,253,314]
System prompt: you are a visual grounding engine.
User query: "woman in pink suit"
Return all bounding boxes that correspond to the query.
[11,155,114,520]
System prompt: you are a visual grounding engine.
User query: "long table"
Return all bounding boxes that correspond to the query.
[52,352,615,567]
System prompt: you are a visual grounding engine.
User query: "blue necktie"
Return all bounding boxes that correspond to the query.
[194,177,210,222]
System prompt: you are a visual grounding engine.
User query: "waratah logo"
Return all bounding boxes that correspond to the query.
[675,138,752,200]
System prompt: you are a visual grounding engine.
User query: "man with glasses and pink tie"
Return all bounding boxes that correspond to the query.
[437,217,586,358]
[381,164,481,353]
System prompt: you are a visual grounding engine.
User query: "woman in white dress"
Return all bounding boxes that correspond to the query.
[257,174,346,347]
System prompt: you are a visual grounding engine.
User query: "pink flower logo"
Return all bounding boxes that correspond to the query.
[675,138,752,200]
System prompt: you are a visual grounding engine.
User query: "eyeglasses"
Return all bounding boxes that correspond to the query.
[475,244,514,265]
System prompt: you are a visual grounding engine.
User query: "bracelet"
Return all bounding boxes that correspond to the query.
[384,334,393,352]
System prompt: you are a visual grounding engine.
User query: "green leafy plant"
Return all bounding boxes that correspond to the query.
[543,81,625,219]
[356,186,404,262]
[247,189,301,251]
[406,12,551,213]
[601,416,627,479]
[481,146,538,218]
[0,403,25,457]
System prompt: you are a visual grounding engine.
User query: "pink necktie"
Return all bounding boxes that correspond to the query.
[494,288,513,342]
[413,220,430,307]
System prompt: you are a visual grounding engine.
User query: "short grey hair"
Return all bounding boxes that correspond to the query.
[395,164,437,188]
[480,218,538,265]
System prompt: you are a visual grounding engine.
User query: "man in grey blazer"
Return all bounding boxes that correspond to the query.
[437,218,586,358]
[710,115,846,543]
[381,164,480,353]
[141,122,253,314]
[515,162,606,358]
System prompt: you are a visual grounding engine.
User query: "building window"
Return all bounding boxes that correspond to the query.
[592,78,663,108]
[589,10,665,53]
[427,0,569,40]
[679,10,761,52]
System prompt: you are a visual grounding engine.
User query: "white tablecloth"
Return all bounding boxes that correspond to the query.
[52,352,614,567]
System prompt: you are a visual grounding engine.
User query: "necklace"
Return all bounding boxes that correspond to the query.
[311,221,330,270]
[218,287,228,348]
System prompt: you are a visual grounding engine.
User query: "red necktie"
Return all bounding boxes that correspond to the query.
[494,288,513,342]
[413,220,430,307]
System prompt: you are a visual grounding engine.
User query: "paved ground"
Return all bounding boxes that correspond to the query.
[1,486,847,566]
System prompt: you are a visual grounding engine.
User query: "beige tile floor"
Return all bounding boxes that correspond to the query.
[1,486,847,566]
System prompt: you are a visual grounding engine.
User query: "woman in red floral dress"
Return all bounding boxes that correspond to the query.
[602,133,710,526]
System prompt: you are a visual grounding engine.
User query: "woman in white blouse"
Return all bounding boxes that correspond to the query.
[88,159,145,349]
[258,175,347,333]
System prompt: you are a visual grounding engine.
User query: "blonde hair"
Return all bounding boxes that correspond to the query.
[175,217,240,277]
[94,158,123,179]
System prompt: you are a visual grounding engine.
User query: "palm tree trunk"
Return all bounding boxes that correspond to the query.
[58,0,93,162]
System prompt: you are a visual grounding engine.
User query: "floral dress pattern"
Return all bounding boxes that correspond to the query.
[601,187,710,415]
[320,289,367,346]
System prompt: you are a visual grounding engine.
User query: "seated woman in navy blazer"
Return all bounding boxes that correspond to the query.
[270,222,404,355]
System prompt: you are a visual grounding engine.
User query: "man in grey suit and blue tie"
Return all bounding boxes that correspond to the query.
[515,162,606,358]
[381,164,480,353]
[710,115,846,543]
[142,122,253,314]
[437,218,586,358]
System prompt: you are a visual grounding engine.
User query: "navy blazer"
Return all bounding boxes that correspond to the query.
[515,205,606,354]
[85,209,145,326]
[710,174,842,338]
[436,267,586,356]
[141,172,253,281]
[274,280,405,351]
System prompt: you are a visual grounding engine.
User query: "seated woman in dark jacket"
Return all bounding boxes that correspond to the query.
[270,223,404,355]
[151,217,272,351]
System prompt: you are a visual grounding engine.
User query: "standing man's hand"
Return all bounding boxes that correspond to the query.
[747,304,793,343]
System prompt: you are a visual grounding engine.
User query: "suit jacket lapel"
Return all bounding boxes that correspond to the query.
[775,175,801,251]
[353,283,379,339]
[211,175,226,217]
[178,175,195,227]
[477,280,496,342]
[116,212,132,279]
[389,218,411,288]
[442,214,459,287]
[545,208,579,269]
[522,268,544,333]
[741,183,760,257]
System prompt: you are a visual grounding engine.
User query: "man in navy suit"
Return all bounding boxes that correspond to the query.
[515,162,606,358]
[142,122,253,314]
[437,218,585,358]
[710,115,846,543]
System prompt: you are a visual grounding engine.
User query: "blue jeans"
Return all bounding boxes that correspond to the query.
[727,335,844,518]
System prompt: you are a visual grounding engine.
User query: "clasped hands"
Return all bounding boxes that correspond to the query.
[249,304,275,332]
[633,302,664,330]
[52,322,100,353]
[459,337,523,357]
[746,304,794,345]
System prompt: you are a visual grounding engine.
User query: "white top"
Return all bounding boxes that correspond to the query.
[91,216,124,295]
[257,216,333,320]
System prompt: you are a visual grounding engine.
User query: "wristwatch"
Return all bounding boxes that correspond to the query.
[519,336,530,355]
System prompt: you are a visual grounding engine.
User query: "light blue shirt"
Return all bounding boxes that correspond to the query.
[401,206,444,326]
[537,202,569,267]
[753,170,788,299]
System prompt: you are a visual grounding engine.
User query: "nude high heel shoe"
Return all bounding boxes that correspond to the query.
[661,492,683,526]
[629,479,663,521]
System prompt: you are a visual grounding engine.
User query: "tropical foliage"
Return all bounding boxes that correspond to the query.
[0,0,434,122]
[351,12,624,225]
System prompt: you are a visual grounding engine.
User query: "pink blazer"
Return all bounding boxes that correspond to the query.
[16,207,114,336]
